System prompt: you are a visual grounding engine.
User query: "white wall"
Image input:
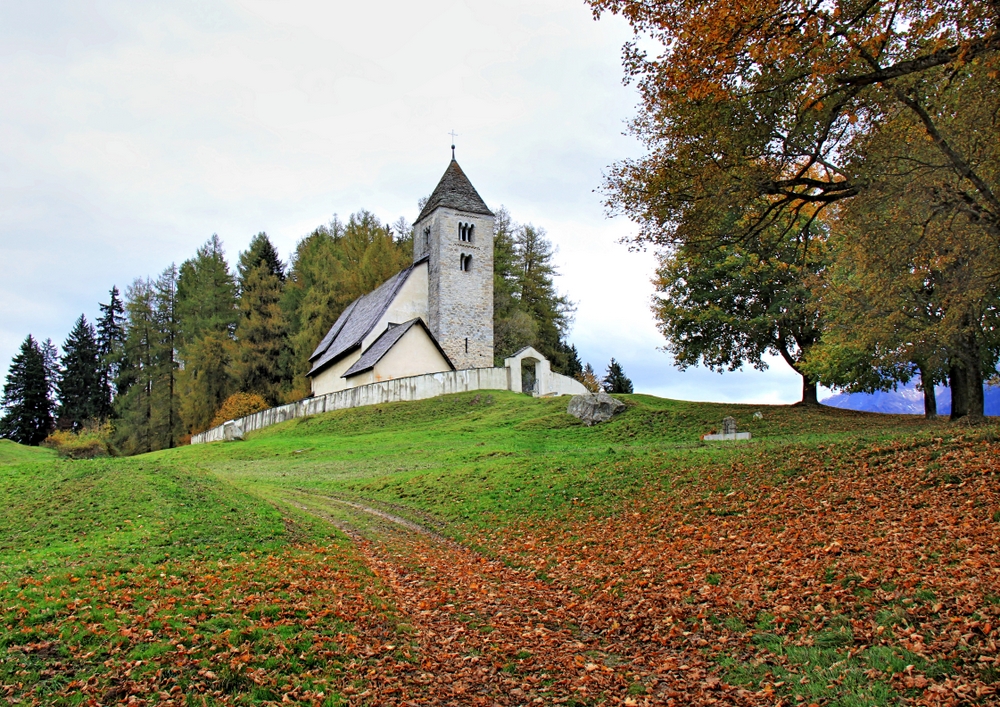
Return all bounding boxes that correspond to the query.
[362,261,429,351]
[347,324,452,386]
[310,347,363,396]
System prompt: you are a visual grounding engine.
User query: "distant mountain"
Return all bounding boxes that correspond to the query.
[822,382,1000,416]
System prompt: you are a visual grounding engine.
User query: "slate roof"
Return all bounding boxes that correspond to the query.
[415,159,493,224]
[343,318,454,378]
[307,258,428,378]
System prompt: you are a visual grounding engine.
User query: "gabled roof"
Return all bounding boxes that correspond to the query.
[307,258,428,378]
[343,318,454,378]
[415,159,493,224]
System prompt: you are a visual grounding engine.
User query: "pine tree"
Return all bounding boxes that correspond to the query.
[235,233,291,404]
[0,335,54,445]
[176,236,239,433]
[58,315,102,430]
[96,286,126,418]
[602,358,634,394]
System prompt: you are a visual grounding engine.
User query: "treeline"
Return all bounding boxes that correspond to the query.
[2,208,582,452]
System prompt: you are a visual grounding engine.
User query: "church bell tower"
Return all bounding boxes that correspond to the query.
[412,155,495,370]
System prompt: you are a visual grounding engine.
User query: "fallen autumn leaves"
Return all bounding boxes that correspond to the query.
[3,431,998,705]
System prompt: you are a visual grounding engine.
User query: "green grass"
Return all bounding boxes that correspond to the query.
[172,391,934,534]
[0,391,976,704]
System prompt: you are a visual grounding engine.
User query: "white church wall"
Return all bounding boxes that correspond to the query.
[310,348,363,397]
[346,324,452,387]
[362,261,429,352]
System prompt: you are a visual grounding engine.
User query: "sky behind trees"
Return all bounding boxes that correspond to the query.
[0,0,803,404]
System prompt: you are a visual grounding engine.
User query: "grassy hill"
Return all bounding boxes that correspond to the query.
[2,393,997,705]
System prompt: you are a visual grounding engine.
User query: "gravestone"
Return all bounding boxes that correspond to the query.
[703,416,751,441]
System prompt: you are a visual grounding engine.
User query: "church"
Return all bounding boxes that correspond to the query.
[192,154,590,444]
[306,156,498,396]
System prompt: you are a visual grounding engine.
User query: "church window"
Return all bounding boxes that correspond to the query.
[459,222,474,243]
[460,253,472,271]
[423,226,430,250]
[465,337,469,353]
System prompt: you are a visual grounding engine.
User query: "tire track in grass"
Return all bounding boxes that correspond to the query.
[283,488,758,705]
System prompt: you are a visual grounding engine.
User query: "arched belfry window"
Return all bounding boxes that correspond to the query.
[459,222,474,243]
[460,253,472,271]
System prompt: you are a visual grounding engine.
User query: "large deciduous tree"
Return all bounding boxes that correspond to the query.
[589,0,1000,415]
[0,335,54,445]
[653,221,827,404]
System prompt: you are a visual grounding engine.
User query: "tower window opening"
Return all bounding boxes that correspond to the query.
[460,253,472,271]
[423,226,430,250]
[459,222,474,243]
[465,337,469,353]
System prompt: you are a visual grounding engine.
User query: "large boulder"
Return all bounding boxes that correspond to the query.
[567,392,626,426]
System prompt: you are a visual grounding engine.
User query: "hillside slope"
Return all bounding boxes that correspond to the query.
[3,393,998,705]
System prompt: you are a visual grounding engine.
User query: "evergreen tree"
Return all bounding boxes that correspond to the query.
[282,213,411,398]
[40,338,60,406]
[153,264,183,448]
[491,210,578,373]
[0,335,54,445]
[176,236,239,433]
[96,286,126,418]
[114,279,156,455]
[602,358,634,394]
[235,233,291,404]
[57,315,103,430]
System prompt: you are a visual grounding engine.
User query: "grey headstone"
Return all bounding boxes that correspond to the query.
[567,392,626,426]
[722,416,737,435]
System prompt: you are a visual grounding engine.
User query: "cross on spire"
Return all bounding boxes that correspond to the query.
[449,130,458,159]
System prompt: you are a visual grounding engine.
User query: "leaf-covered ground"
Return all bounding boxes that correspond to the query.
[2,393,997,705]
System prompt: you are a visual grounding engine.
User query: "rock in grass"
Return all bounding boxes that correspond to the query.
[567,392,626,426]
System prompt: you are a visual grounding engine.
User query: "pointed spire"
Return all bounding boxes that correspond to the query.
[416,159,493,223]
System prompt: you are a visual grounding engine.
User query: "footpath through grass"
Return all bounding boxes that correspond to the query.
[3,391,998,705]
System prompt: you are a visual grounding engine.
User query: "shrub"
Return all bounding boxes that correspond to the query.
[43,420,115,459]
[210,393,269,428]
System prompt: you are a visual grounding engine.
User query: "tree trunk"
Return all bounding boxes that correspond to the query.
[916,363,937,419]
[950,331,985,420]
[923,383,938,419]
[950,364,969,421]
[801,375,819,406]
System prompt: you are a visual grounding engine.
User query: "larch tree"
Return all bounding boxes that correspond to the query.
[589,0,1000,415]
[57,315,103,430]
[115,278,157,455]
[176,236,239,433]
[492,211,578,374]
[0,335,54,445]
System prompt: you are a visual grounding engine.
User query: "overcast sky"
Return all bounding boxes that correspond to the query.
[0,0,808,405]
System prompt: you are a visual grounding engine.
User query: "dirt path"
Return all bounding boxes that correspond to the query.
[280,489,751,706]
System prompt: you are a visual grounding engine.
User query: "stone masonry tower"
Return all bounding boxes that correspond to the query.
[412,157,494,369]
